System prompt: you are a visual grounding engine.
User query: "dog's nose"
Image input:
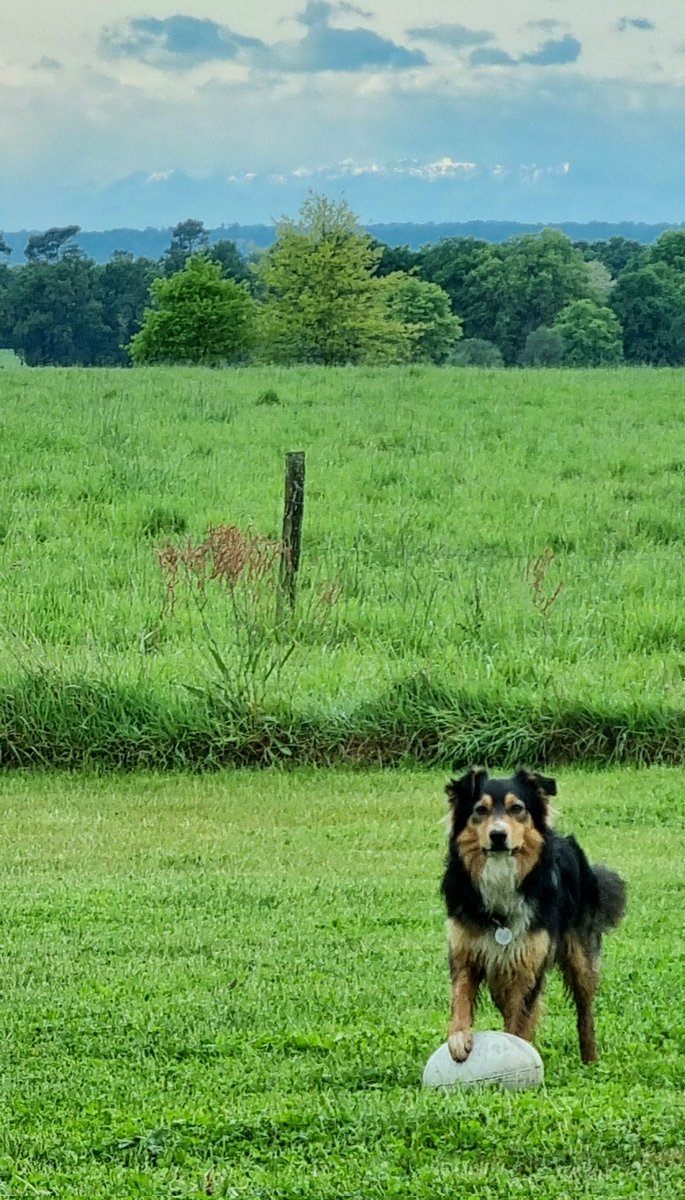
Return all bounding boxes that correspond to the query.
[489,828,509,851]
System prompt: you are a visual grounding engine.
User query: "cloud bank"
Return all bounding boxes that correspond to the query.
[3,2,685,229]
[101,5,427,73]
[470,34,581,69]
[100,15,263,69]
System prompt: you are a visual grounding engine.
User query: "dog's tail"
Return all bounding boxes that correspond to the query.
[592,865,627,933]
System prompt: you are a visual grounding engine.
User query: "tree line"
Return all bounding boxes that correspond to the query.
[1,197,685,369]
[2,218,679,264]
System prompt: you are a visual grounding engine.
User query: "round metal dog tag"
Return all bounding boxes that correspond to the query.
[495,926,513,946]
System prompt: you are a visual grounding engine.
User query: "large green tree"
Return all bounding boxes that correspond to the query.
[419,237,504,343]
[6,252,110,365]
[380,274,462,363]
[610,231,685,365]
[610,263,685,365]
[493,229,596,363]
[129,254,255,365]
[553,300,624,366]
[255,194,409,365]
[647,230,685,273]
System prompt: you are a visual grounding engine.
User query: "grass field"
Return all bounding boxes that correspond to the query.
[0,767,681,1198]
[1,365,685,765]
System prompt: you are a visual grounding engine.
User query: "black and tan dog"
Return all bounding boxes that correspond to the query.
[441,768,626,1064]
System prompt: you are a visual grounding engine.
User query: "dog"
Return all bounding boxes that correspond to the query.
[441,767,626,1064]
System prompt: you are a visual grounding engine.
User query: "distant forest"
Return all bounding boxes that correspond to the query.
[2,220,684,264]
[2,210,685,369]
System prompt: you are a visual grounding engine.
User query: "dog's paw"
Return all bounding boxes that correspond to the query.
[447,1030,473,1062]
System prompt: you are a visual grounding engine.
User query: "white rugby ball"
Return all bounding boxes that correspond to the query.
[422,1031,544,1091]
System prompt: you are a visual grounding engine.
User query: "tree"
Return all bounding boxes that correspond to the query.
[668,310,685,366]
[255,193,409,365]
[419,237,504,342]
[552,300,624,366]
[7,253,109,365]
[24,225,81,262]
[611,263,685,365]
[162,218,209,276]
[129,254,255,365]
[612,236,685,365]
[370,240,422,278]
[0,262,13,342]
[519,327,566,367]
[585,259,614,301]
[98,251,160,365]
[208,239,250,286]
[580,237,645,279]
[647,230,685,273]
[380,274,462,363]
[448,338,504,367]
[493,229,596,363]
[0,234,10,259]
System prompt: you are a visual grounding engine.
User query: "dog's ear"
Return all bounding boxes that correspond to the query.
[446,767,488,805]
[446,768,488,828]
[514,768,556,832]
[515,768,557,797]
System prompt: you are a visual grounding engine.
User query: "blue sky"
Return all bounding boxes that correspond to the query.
[2,2,685,229]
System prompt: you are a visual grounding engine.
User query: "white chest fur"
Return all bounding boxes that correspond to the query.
[478,855,532,943]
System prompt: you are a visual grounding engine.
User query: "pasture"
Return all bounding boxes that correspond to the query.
[1,365,685,765]
[0,350,22,370]
[0,767,681,1197]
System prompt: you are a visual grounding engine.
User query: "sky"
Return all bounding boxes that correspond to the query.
[2,1,685,229]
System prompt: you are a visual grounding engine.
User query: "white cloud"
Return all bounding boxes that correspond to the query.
[1,2,685,227]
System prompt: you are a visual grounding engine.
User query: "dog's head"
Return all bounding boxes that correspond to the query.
[445,767,556,878]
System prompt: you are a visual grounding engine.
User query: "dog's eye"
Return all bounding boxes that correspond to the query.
[473,804,489,818]
[509,803,526,817]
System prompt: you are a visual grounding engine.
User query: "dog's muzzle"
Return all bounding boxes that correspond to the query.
[487,825,510,853]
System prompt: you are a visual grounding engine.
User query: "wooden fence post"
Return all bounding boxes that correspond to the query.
[279,451,306,612]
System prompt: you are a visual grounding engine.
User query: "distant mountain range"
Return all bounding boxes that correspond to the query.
[3,220,684,264]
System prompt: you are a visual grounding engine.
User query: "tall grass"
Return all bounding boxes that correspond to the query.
[1,365,685,766]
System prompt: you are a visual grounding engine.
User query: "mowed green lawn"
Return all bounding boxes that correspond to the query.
[0,768,681,1198]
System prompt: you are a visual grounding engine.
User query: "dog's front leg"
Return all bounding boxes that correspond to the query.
[447,949,481,1062]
